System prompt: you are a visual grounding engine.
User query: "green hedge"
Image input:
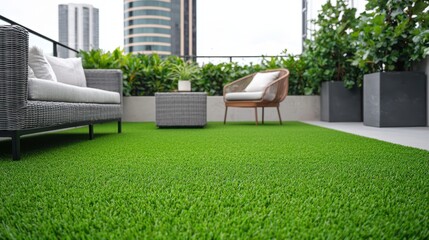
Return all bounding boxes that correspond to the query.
[80,49,310,96]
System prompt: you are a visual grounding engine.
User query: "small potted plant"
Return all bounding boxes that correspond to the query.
[303,0,363,122]
[171,60,200,92]
[352,0,428,127]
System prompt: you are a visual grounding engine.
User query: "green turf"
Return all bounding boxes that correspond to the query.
[0,122,428,238]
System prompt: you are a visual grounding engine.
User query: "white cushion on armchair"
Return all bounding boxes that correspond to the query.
[225,92,276,101]
[244,71,279,92]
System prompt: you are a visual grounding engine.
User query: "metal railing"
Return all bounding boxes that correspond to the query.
[1,15,288,64]
[173,55,293,66]
[0,15,78,57]
[178,55,289,64]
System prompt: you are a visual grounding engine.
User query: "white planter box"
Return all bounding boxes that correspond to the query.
[178,80,191,91]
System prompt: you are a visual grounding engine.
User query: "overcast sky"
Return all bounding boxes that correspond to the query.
[0,0,344,56]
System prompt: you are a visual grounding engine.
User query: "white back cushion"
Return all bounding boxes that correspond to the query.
[45,55,87,87]
[28,65,36,79]
[28,46,57,81]
[244,71,279,92]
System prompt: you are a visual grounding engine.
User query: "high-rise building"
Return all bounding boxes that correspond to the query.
[124,0,196,56]
[58,3,99,58]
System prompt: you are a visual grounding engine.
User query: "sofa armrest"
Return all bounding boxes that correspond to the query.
[84,69,123,94]
[0,25,29,130]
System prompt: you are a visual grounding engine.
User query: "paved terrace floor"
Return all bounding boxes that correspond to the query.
[304,121,429,151]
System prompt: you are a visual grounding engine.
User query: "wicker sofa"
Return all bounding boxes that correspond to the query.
[0,25,122,160]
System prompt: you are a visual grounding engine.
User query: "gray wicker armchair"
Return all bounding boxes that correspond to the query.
[0,25,123,160]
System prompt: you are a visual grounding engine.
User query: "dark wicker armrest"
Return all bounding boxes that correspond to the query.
[0,25,29,130]
[84,69,123,95]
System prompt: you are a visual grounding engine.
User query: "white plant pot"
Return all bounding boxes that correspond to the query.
[178,80,191,91]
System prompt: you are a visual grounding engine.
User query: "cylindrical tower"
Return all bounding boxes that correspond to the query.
[124,0,172,55]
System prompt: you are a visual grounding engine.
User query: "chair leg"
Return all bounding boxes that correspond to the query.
[262,107,265,125]
[224,107,228,124]
[118,120,122,133]
[12,132,20,160]
[277,106,283,125]
[255,107,258,125]
[89,124,94,140]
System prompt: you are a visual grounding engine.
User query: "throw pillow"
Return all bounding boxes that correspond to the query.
[244,71,279,92]
[28,65,36,79]
[28,46,57,81]
[45,55,87,87]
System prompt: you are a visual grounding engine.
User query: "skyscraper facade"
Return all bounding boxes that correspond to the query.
[58,3,99,58]
[124,0,196,56]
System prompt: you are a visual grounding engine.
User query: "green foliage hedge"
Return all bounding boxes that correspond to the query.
[80,49,309,96]
[303,0,363,93]
[352,0,429,72]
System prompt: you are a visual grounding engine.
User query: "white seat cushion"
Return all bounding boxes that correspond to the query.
[45,55,87,87]
[226,92,264,101]
[225,92,275,101]
[244,71,279,92]
[28,78,120,104]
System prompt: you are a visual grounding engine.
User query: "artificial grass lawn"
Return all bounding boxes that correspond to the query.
[0,122,428,239]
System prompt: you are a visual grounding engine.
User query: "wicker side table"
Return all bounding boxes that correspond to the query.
[155,92,207,127]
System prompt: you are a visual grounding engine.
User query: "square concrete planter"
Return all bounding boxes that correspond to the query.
[321,81,362,122]
[364,72,427,127]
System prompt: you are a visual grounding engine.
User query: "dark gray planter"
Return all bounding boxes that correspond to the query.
[320,81,362,122]
[364,72,427,127]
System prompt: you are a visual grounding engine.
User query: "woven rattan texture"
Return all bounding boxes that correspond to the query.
[155,92,207,127]
[24,101,121,129]
[85,69,122,93]
[0,25,29,130]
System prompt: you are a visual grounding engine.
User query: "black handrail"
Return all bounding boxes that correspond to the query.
[1,15,290,62]
[178,55,290,63]
[0,15,79,56]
